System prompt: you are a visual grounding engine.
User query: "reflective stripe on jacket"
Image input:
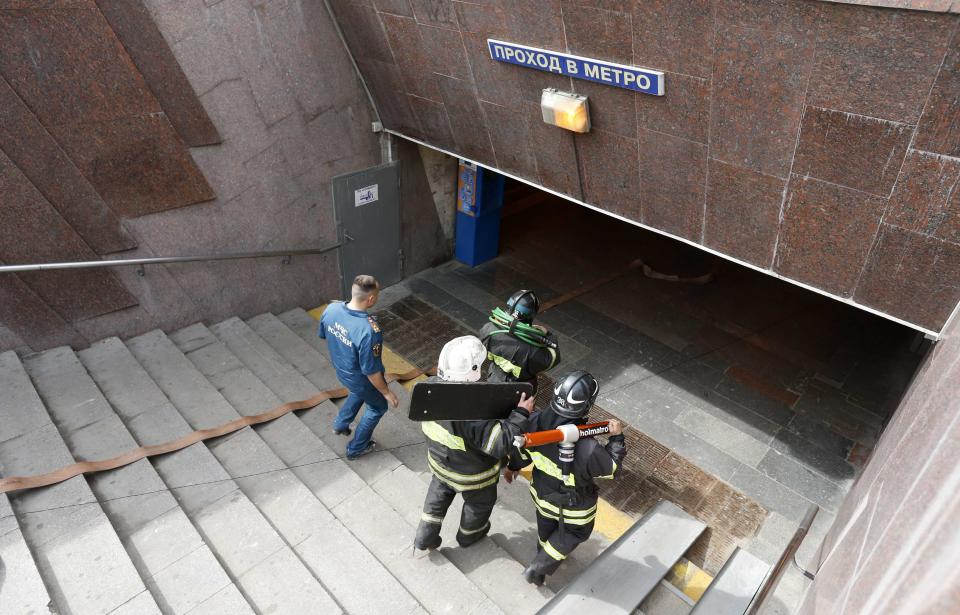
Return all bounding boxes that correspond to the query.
[419,381,531,491]
[517,433,626,517]
[480,322,560,383]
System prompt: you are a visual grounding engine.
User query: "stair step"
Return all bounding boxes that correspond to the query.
[247,312,341,390]
[169,322,423,615]
[689,548,770,615]
[208,316,506,615]
[371,462,552,614]
[124,330,345,614]
[210,316,389,460]
[404,441,604,594]
[25,345,244,615]
[0,493,50,615]
[249,312,424,448]
[0,350,160,615]
[638,581,695,615]
[278,308,332,360]
[89,334,330,614]
[276,308,430,451]
[333,485,502,615]
[539,501,707,614]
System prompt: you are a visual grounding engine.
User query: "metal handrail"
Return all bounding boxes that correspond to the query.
[0,244,341,274]
[746,503,820,614]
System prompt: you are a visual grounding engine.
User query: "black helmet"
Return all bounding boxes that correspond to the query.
[506,290,540,323]
[550,370,599,420]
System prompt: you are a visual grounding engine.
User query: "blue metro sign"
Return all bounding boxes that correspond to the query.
[487,39,664,96]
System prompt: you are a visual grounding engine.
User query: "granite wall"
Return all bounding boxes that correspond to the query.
[328,0,960,334]
[0,0,382,353]
[799,304,960,613]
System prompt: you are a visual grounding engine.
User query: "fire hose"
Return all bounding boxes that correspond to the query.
[0,366,435,495]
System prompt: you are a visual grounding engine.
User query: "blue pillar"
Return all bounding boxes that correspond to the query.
[454,161,505,267]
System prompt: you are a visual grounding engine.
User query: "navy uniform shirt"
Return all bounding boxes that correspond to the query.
[318,302,384,391]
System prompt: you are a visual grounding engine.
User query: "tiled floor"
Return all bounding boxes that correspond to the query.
[375,187,926,612]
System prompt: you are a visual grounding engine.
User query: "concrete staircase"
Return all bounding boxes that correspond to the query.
[0,307,767,615]
[0,308,570,615]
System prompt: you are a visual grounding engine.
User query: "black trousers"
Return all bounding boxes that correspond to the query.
[415,476,498,549]
[528,510,595,577]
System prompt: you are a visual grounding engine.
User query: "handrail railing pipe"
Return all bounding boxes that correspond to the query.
[0,245,341,274]
[746,503,820,615]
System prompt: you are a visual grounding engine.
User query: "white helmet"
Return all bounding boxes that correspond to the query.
[437,336,487,382]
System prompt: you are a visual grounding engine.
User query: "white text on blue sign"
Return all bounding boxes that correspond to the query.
[487,39,664,96]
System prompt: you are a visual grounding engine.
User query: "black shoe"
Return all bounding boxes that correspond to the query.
[523,565,545,586]
[333,426,352,436]
[456,524,490,548]
[346,440,377,460]
[415,535,442,551]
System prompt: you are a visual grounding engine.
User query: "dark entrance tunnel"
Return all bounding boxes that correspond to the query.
[494,178,927,508]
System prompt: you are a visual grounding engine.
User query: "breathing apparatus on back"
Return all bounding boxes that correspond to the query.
[485,290,558,349]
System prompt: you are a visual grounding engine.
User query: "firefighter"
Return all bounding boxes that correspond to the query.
[509,370,626,585]
[414,335,535,551]
[480,289,560,392]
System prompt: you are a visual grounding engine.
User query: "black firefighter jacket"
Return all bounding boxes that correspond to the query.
[514,427,627,525]
[421,400,531,492]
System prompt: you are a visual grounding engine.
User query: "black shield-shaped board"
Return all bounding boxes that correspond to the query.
[409,381,534,421]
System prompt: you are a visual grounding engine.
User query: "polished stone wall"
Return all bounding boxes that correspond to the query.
[329,0,960,334]
[799,305,960,613]
[0,0,380,352]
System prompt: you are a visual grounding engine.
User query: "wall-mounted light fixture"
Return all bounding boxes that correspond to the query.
[540,88,590,133]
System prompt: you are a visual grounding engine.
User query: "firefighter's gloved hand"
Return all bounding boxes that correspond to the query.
[504,469,519,484]
[608,419,623,436]
[518,392,535,414]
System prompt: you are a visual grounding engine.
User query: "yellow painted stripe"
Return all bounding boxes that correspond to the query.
[666,558,713,602]
[593,498,635,542]
[381,346,426,391]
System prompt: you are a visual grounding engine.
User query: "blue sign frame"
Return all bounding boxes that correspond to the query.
[457,161,480,216]
[487,39,664,96]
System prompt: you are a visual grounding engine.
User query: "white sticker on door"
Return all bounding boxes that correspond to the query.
[355,184,379,207]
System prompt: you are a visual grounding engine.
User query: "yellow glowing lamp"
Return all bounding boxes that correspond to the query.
[540,88,590,133]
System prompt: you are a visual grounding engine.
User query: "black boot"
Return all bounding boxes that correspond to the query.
[414,534,442,551]
[523,564,545,586]
[456,522,490,548]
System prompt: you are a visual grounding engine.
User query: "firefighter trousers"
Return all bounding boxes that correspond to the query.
[415,475,497,549]
[528,510,595,577]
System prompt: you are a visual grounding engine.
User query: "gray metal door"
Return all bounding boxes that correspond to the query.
[333,162,402,299]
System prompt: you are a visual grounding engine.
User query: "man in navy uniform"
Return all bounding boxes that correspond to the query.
[319,274,398,459]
